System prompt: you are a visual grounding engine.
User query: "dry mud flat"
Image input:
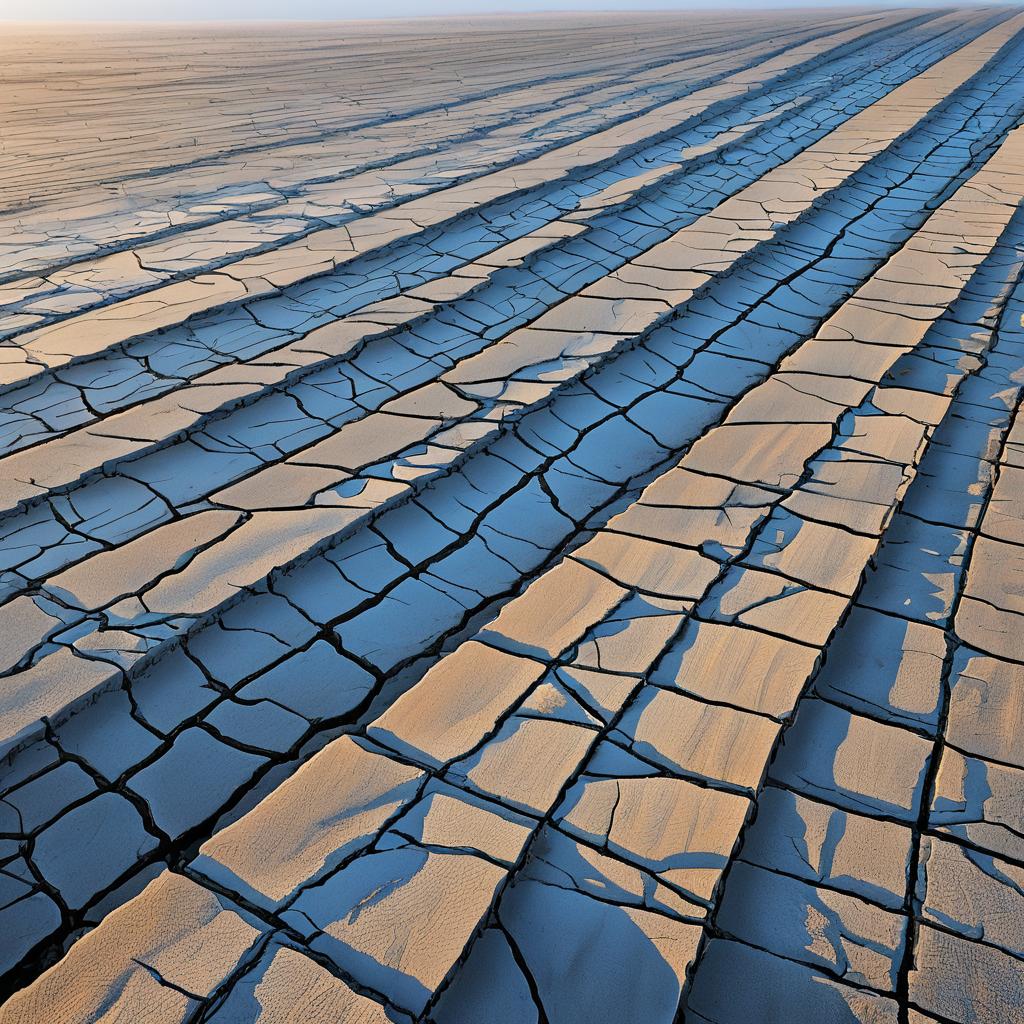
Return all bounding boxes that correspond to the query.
[1,8,1023,1023]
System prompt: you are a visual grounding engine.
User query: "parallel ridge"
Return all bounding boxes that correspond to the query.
[1,11,1023,1024]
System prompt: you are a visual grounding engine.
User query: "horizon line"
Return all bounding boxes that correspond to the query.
[2,2,1012,25]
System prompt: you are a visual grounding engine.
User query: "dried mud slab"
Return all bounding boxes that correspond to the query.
[1,9,1024,1024]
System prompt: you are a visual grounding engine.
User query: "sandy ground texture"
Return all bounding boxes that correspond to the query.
[1,8,1024,1023]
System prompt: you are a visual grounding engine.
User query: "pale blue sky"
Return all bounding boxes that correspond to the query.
[0,0,997,21]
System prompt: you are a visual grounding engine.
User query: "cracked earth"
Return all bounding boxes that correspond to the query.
[0,8,1023,1022]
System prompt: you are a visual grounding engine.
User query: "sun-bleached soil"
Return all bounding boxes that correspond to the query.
[1,9,1023,1023]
